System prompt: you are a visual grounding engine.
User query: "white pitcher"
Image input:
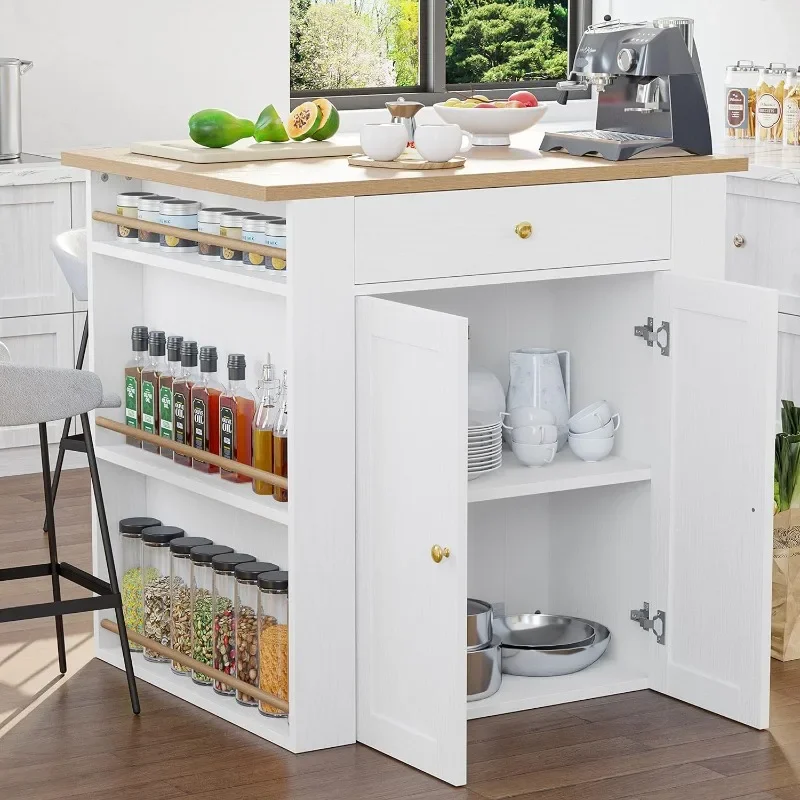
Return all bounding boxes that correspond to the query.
[507,349,571,450]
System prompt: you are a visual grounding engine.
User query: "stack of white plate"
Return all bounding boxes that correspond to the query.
[468,411,503,480]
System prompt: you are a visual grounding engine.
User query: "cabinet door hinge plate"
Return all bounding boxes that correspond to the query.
[634,318,670,356]
[631,601,666,645]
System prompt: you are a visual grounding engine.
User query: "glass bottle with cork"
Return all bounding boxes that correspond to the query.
[192,346,224,473]
[124,326,149,447]
[273,371,288,503]
[252,356,282,496]
[220,354,255,483]
[140,330,166,453]
[172,341,199,467]
[158,335,183,458]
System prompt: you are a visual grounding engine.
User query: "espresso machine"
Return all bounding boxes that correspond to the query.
[540,17,712,160]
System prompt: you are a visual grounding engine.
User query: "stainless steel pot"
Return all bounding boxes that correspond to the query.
[467,598,493,651]
[0,58,34,161]
[467,636,502,701]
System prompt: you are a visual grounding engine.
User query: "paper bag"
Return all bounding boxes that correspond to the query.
[773,509,800,660]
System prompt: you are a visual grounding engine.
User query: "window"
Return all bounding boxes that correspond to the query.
[291,0,592,109]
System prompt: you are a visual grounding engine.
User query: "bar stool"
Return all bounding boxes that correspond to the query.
[0,363,140,713]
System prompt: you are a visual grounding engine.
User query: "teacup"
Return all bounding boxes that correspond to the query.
[568,401,614,434]
[414,124,471,163]
[512,441,557,467]
[568,435,614,462]
[360,123,408,162]
[568,415,620,440]
[511,424,559,446]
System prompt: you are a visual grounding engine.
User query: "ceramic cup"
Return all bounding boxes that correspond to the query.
[568,401,614,434]
[507,406,557,429]
[512,441,557,467]
[511,424,559,446]
[568,435,614,462]
[360,123,408,162]
[568,415,620,440]
[414,124,471,163]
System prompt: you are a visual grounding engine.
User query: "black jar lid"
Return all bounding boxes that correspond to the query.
[169,536,213,555]
[119,516,162,536]
[258,570,288,591]
[211,552,255,573]
[141,525,185,545]
[191,544,233,564]
[234,561,279,582]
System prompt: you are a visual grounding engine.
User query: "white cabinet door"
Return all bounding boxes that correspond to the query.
[652,273,777,728]
[356,296,468,786]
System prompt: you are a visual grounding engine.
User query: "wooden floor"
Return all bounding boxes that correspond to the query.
[2,471,800,800]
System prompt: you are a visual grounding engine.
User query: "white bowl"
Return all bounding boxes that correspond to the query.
[568,415,620,440]
[568,401,614,434]
[512,441,557,467]
[568,435,614,462]
[511,424,559,446]
[507,406,557,429]
[434,103,548,146]
[469,369,506,416]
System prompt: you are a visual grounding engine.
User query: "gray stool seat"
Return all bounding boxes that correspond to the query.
[0,365,119,427]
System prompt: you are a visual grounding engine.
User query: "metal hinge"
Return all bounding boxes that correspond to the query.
[634,318,671,356]
[631,602,666,645]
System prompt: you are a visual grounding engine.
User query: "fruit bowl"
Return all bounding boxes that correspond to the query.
[433,103,547,146]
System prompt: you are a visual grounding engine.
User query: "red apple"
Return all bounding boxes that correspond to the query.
[476,102,497,108]
[508,90,539,108]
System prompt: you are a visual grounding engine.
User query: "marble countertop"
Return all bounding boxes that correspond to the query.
[0,154,85,187]
[715,139,800,185]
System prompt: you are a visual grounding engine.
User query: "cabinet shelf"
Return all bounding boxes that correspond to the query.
[95,445,289,525]
[93,240,289,296]
[467,448,651,503]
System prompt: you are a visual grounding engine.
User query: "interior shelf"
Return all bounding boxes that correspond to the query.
[466,658,649,720]
[96,445,289,525]
[93,240,289,296]
[468,448,651,503]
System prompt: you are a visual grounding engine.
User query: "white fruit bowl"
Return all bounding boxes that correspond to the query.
[433,103,548,146]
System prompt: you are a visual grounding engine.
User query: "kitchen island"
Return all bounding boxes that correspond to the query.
[62,144,773,786]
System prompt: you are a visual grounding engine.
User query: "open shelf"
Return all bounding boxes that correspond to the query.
[468,447,651,503]
[466,657,649,720]
[96,444,289,525]
[98,644,292,749]
[93,240,289,296]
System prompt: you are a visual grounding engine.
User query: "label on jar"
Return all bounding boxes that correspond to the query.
[242,229,266,268]
[125,376,138,427]
[219,225,243,261]
[265,235,287,271]
[726,87,748,129]
[786,92,800,146]
[174,390,187,445]
[117,205,139,239]
[141,379,156,435]
[193,397,207,450]
[198,220,220,259]
[220,406,235,460]
[757,92,782,131]
[159,213,199,251]
[160,385,173,439]
[137,209,161,245]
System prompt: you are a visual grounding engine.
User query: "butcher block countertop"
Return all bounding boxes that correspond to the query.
[62,144,747,202]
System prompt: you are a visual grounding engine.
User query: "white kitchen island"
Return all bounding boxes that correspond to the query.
[62,144,769,786]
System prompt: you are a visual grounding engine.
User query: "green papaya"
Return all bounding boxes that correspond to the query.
[188,109,255,148]
[254,105,290,143]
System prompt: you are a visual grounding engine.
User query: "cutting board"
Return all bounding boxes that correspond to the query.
[130,136,360,164]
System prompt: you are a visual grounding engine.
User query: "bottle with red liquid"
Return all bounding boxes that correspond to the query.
[220,353,255,483]
[272,372,288,503]
[172,341,199,467]
[158,335,184,459]
[192,346,224,473]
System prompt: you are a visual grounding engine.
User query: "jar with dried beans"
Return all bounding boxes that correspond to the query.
[142,526,185,662]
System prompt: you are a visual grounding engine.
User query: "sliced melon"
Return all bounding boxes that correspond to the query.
[287,102,322,141]
[309,98,340,141]
[254,104,289,143]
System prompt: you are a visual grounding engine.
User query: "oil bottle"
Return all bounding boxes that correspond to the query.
[252,356,281,496]
[220,354,255,484]
[124,326,149,447]
[141,331,166,453]
[158,335,184,458]
[272,371,288,503]
[172,341,199,467]
[192,346,224,473]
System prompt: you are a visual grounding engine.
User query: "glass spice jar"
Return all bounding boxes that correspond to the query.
[190,545,233,685]
[219,210,260,263]
[159,199,201,252]
[234,561,279,705]
[211,552,255,695]
[197,206,237,260]
[116,191,154,239]
[756,63,795,144]
[258,570,289,717]
[242,215,281,270]
[137,194,174,246]
[169,536,213,676]
[264,218,287,271]
[142,526,185,662]
[118,516,162,652]
[724,61,760,140]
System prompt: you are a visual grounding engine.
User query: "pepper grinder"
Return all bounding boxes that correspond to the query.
[386,97,424,148]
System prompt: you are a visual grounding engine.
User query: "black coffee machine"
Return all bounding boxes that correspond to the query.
[540,17,712,161]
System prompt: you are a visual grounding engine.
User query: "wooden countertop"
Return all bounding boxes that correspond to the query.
[62,145,748,202]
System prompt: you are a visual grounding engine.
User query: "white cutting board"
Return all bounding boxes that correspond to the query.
[130,136,360,164]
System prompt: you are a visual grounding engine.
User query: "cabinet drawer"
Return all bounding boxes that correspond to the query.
[354,179,672,284]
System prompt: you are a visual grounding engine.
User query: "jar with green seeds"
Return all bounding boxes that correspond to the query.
[190,545,232,685]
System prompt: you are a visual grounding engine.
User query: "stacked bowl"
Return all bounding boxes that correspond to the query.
[567,401,621,462]
[469,411,503,480]
[467,599,501,701]
[506,407,558,467]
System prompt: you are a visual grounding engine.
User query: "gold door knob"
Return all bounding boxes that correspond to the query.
[431,545,451,563]
[515,221,533,239]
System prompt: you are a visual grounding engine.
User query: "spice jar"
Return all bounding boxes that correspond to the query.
[211,552,255,695]
[197,206,237,260]
[242,215,282,270]
[264,218,287,271]
[234,561,279,705]
[785,70,800,147]
[159,199,201,251]
[190,545,233,685]
[116,191,154,239]
[141,525,185,662]
[137,194,174,246]
[258,570,289,717]
[118,516,162,652]
[169,536,213,676]
[756,63,794,143]
[725,60,760,140]
[219,210,259,263]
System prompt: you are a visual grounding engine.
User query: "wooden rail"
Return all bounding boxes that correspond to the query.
[100,619,289,713]
[96,416,288,490]
[92,211,288,260]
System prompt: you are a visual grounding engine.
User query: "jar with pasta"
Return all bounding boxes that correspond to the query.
[756,63,794,143]
[725,60,760,140]
[785,70,800,147]
[258,570,289,718]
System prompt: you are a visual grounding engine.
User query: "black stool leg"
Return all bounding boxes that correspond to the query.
[44,317,89,535]
[39,423,67,675]
[81,414,140,714]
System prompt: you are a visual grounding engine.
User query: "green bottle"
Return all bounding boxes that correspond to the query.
[188,109,255,148]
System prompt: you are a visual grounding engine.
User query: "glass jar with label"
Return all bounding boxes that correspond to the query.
[265,218,287,271]
[116,192,154,239]
[198,206,237,260]
[137,194,174,246]
[785,70,800,147]
[258,570,289,717]
[159,199,201,251]
[756,63,795,143]
[169,536,212,675]
[142,525,185,662]
[219,210,260,263]
[724,60,760,140]
[242,215,282,270]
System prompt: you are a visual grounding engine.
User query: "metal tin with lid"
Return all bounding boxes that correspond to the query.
[159,199,201,251]
[264,218,287,272]
[242,215,281,270]
[220,210,260,262]
[137,194,175,246]
[116,191,154,239]
[258,570,289,717]
[725,61,761,139]
[198,206,238,260]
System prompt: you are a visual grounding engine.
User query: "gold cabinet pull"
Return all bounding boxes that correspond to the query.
[515,221,533,240]
[431,545,451,563]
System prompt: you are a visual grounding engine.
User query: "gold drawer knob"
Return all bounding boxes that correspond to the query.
[431,545,451,563]
[515,221,533,239]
